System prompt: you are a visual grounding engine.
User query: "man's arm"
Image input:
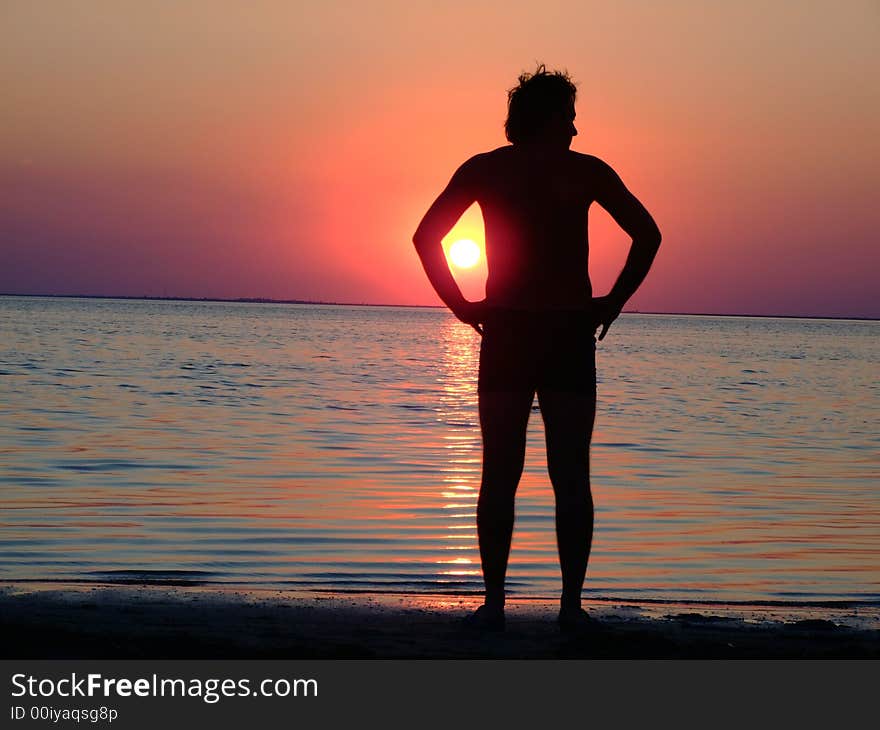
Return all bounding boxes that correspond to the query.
[591,157,662,339]
[412,157,485,333]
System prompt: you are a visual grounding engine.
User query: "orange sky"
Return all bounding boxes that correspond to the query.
[2,1,878,316]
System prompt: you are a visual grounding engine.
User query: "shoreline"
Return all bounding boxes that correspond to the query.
[3,583,878,659]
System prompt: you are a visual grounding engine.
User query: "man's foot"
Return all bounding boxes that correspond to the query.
[557,607,599,635]
[463,604,506,633]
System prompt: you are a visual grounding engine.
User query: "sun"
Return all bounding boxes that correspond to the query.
[448,238,481,269]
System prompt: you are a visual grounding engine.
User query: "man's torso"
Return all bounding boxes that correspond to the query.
[467,146,604,311]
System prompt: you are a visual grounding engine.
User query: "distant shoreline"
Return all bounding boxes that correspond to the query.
[0,292,876,322]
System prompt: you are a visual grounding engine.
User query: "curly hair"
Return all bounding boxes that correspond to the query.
[504,64,578,145]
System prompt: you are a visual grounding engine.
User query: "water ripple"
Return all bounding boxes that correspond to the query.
[0,297,878,605]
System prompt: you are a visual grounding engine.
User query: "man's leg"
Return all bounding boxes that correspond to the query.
[536,388,597,614]
[477,389,534,614]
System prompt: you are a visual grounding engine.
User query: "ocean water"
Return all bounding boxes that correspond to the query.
[1,296,878,608]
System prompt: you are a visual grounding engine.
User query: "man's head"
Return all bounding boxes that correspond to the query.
[505,64,578,148]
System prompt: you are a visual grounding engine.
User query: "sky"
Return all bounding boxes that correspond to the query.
[2,1,878,317]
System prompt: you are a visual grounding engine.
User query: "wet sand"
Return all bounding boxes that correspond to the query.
[2,583,878,659]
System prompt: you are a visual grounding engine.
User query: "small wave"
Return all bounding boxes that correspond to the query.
[86,569,219,586]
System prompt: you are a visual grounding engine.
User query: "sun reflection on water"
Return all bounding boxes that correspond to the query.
[432,317,482,588]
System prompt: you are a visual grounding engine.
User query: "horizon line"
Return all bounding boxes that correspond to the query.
[0,292,877,322]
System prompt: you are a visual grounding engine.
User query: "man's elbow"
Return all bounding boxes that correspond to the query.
[412,230,437,252]
[637,224,661,252]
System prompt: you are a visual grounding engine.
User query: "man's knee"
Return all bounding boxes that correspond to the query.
[481,450,525,487]
[550,474,592,510]
[477,491,515,531]
[547,452,588,486]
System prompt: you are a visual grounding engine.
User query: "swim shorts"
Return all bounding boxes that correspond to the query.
[477,308,597,394]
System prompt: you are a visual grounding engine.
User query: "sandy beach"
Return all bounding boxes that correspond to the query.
[2,583,878,659]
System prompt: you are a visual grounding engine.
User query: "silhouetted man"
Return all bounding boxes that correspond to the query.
[413,65,661,632]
